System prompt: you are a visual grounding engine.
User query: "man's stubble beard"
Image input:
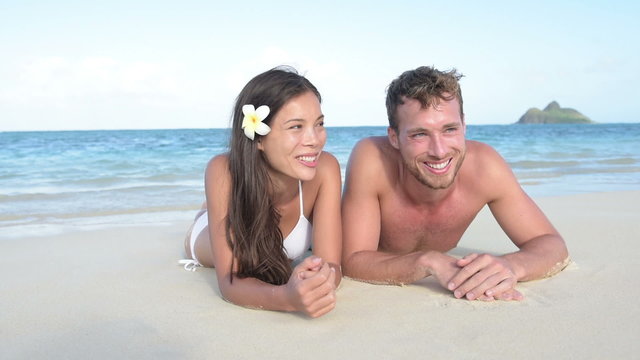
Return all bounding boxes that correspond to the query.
[403,150,466,190]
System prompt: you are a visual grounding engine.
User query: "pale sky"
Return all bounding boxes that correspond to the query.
[1,0,638,131]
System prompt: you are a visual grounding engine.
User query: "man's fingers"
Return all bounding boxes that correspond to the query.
[496,288,524,301]
[464,271,513,300]
[448,255,489,291]
[484,277,517,298]
[456,253,479,267]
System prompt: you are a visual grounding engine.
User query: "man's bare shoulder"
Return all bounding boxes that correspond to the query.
[354,135,388,151]
[351,136,398,168]
[463,140,519,198]
[464,140,508,172]
[345,136,399,193]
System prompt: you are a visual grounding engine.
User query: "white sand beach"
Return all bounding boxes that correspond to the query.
[1,191,638,359]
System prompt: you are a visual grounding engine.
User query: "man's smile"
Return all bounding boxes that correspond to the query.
[423,158,452,173]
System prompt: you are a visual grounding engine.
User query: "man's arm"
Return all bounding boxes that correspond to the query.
[341,138,460,285]
[487,144,568,280]
[448,144,568,300]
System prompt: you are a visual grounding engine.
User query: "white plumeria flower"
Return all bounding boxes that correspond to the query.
[241,104,271,140]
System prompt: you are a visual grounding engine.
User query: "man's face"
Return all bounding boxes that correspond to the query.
[388,96,466,190]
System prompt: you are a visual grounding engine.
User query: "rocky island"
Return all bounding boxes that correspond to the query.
[516,101,594,124]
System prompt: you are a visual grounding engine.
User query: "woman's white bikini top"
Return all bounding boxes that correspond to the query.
[180,180,312,271]
[282,180,312,260]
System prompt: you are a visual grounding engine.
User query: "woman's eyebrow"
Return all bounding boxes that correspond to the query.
[283,115,324,124]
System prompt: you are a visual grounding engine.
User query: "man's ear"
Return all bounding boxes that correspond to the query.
[387,127,400,149]
[461,115,466,135]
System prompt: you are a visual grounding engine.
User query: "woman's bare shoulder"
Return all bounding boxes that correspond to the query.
[207,152,229,169]
[205,153,231,187]
[309,151,341,188]
[318,151,340,171]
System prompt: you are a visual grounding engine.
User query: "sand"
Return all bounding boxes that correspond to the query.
[1,191,638,359]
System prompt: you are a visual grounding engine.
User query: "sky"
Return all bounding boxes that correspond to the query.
[1,0,638,131]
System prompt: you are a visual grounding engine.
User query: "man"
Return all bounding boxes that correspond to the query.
[341,66,569,301]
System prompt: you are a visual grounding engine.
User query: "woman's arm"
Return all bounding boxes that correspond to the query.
[205,155,336,317]
[309,152,343,285]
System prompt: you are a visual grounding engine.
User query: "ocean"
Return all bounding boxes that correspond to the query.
[1,123,639,236]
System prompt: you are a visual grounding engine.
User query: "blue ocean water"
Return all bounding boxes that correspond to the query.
[1,124,639,234]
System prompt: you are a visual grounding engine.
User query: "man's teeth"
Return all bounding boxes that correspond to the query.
[426,159,450,169]
[298,156,316,162]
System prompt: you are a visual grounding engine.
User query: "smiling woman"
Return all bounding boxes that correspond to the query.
[179,66,342,318]
[258,91,327,182]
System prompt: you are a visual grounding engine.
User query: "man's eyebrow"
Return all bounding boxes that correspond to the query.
[407,127,429,133]
[442,122,461,128]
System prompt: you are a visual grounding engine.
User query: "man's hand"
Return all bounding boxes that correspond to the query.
[446,253,523,301]
[423,251,461,288]
[423,252,494,301]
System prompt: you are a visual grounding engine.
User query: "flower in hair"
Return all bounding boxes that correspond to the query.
[241,104,271,140]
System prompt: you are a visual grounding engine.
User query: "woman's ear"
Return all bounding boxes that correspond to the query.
[257,138,264,151]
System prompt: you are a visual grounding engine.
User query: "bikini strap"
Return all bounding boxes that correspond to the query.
[298,180,304,216]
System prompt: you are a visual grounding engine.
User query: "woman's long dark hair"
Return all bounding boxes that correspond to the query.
[227,66,321,285]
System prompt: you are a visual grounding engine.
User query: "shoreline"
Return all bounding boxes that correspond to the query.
[2,190,639,359]
[2,188,636,239]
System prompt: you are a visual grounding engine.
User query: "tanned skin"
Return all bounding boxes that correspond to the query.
[342,97,568,301]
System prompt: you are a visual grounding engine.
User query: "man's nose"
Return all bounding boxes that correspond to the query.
[428,135,447,158]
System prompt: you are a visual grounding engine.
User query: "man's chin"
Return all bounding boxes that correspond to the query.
[416,173,455,190]
[424,181,454,190]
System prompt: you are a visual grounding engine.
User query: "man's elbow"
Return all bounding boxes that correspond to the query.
[541,234,570,279]
[341,252,355,277]
[341,250,364,278]
[553,233,569,263]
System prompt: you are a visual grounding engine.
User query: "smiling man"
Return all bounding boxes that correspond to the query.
[341,66,569,301]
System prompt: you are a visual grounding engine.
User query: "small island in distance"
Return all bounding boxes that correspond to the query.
[516,101,594,124]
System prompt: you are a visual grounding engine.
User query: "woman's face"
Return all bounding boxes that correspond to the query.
[258,91,326,182]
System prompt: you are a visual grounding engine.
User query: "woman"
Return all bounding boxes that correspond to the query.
[181,67,342,318]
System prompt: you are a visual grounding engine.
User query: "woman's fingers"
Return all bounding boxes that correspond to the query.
[293,256,323,272]
[306,271,337,317]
